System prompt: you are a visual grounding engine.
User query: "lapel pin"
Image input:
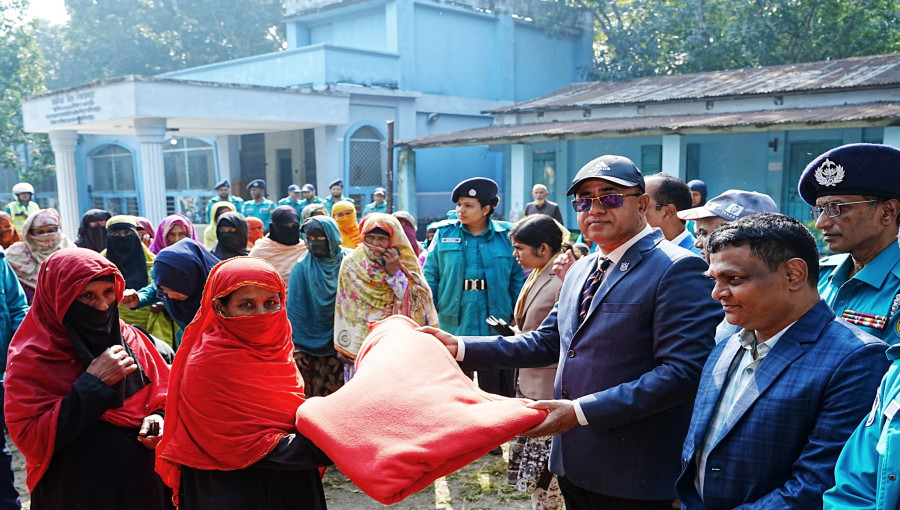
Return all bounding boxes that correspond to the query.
[619,262,629,272]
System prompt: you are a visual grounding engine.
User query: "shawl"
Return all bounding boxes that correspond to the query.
[331,201,360,249]
[4,248,170,491]
[154,239,220,327]
[246,217,265,248]
[133,216,155,247]
[248,237,307,284]
[295,315,547,504]
[149,214,197,255]
[202,201,238,248]
[104,215,153,290]
[74,208,112,252]
[287,217,344,356]
[5,208,76,290]
[156,257,304,501]
[333,213,437,358]
[0,211,21,249]
[392,210,422,257]
[210,212,250,260]
[301,203,327,223]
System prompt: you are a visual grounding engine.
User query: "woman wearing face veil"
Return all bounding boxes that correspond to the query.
[210,212,249,260]
[4,248,172,509]
[288,217,346,397]
[249,206,307,284]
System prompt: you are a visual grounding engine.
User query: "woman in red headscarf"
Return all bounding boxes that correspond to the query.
[0,211,20,249]
[4,248,172,509]
[156,257,330,510]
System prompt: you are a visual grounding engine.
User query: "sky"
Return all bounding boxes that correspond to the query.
[27,0,68,25]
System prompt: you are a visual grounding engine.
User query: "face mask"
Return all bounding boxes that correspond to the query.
[270,223,300,246]
[217,230,243,252]
[31,232,58,251]
[307,239,331,259]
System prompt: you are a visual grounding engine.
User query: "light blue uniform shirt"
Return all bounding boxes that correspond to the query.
[242,198,276,229]
[277,196,304,217]
[819,242,900,343]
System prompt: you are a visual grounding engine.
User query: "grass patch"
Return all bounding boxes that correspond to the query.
[459,458,529,504]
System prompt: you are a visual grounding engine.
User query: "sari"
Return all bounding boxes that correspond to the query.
[331,201,360,249]
[0,211,21,249]
[149,214,197,255]
[6,208,76,292]
[203,201,238,248]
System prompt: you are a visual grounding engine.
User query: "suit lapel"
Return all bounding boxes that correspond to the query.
[580,232,660,325]
[523,265,554,316]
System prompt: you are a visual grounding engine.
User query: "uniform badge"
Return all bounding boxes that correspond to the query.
[723,203,745,218]
[468,188,477,197]
[619,262,629,272]
[814,158,845,187]
[441,237,461,243]
[866,389,880,427]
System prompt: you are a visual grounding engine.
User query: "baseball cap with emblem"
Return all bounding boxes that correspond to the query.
[798,143,900,205]
[214,179,230,190]
[287,184,301,193]
[374,187,387,196]
[301,183,315,192]
[677,190,778,221]
[451,177,499,203]
[567,155,645,195]
[247,179,266,190]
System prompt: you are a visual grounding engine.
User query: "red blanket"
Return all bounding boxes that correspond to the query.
[294,315,547,504]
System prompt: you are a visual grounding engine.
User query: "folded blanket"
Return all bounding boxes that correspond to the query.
[294,315,548,504]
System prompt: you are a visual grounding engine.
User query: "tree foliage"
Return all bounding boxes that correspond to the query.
[40,0,286,90]
[534,0,900,81]
[0,0,53,183]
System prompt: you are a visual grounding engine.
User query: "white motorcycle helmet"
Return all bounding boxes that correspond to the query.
[11,183,34,197]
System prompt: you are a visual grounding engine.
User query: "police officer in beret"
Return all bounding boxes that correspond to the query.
[206,179,244,223]
[323,179,355,215]
[241,179,276,231]
[800,143,900,341]
[423,177,525,398]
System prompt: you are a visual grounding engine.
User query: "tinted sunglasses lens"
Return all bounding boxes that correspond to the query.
[572,198,591,212]
[599,194,625,208]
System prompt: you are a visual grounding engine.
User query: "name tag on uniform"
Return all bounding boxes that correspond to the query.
[441,237,461,243]
[885,399,900,421]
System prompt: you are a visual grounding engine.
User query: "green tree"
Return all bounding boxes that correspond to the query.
[0,0,53,184]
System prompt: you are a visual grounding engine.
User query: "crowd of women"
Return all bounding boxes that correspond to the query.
[0,176,573,510]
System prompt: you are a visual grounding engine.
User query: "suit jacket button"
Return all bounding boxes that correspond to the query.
[567,349,575,358]
[561,391,569,399]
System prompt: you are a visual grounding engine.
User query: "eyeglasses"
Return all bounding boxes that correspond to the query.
[810,199,879,219]
[571,193,643,213]
[647,203,669,210]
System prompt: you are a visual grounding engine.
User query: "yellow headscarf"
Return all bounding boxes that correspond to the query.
[331,201,361,249]
[203,201,238,248]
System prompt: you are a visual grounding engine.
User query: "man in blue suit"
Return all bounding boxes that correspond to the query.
[675,213,889,509]
[421,155,722,509]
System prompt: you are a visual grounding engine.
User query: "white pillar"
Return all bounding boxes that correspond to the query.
[662,134,684,178]
[48,130,80,239]
[397,148,417,217]
[885,127,900,149]
[509,144,526,221]
[134,118,168,225]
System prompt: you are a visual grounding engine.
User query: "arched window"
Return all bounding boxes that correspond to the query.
[348,125,385,188]
[89,144,138,215]
[163,137,217,223]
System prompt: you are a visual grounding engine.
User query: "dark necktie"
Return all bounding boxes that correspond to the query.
[579,257,611,324]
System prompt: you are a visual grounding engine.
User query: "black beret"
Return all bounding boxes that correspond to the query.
[798,143,900,205]
[214,179,230,190]
[451,177,499,203]
[247,179,266,190]
[329,179,343,189]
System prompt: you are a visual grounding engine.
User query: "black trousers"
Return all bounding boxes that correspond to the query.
[558,476,674,510]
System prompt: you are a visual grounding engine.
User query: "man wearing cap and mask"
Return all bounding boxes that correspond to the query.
[362,188,388,216]
[298,183,325,209]
[799,143,900,342]
[323,179,354,215]
[677,189,779,262]
[205,179,244,223]
[278,184,305,217]
[420,156,722,509]
[241,179,276,231]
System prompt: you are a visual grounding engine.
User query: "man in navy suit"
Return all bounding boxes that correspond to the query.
[421,155,722,509]
[675,213,889,509]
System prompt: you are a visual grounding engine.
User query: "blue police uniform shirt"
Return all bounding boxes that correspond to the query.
[323,195,354,214]
[242,198,276,228]
[206,195,244,222]
[277,197,305,217]
[819,241,900,343]
[362,201,388,216]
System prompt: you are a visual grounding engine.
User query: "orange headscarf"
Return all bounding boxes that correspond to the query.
[0,212,20,249]
[246,217,265,248]
[331,201,361,249]
[156,257,305,500]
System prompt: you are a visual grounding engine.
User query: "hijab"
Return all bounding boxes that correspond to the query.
[211,212,249,260]
[154,238,220,327]
[332,201,361,249]
[156,257,304,501]
[0,211,21,249]
[6,208,76,290]
[246,217,265,248]
[149,214,197,255]
[334,213,437,358]
[134,216,154,247]
[4,248,169,491]
[301,203,327,223]
[203,201,238,248]
[269,206,301,246]
[392,211,422,257]
[74,209,112,252]
[104,215,152,290]
[248,207,306,284]
[288,217,345,356]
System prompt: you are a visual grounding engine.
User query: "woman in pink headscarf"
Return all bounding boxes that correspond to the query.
[148,214,197,255]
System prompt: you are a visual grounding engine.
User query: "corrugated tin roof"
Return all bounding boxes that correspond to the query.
[488,54,900,113]
[400,102,900,148]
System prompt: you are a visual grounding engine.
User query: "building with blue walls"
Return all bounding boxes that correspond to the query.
[20,0,593,236]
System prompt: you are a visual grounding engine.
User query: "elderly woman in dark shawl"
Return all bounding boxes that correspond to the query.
[74,209,112,252]
[210,212,249,260]
[287,217,346,397]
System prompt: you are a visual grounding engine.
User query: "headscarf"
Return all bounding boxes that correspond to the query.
[0,211,21,249]
[688,179,708,206]
[288,217,345,356]
[134,216,154,247]
[4,248,169,491]
[301,203,327,223]
[149,214,197,255]
[6,209,76,290]
[156,257,304,501]
[154,239,220,327]
[203,201,238,248]
[246,217,265,248]
[211,212,249,260]
[74,209,112,252]
[248,207,306,283]
[334,213,437,358]
[104,215,152,290]
[332,201,361,249]
[392,211,421,257]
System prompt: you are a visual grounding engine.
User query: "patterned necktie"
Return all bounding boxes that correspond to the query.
[579,257,611,324]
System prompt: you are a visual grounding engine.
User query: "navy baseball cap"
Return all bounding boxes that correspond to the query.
[798,143,900,205]
[247,179,266,190]
[567,155,645,195]
[287,184,301,193]
[677,190,778,221]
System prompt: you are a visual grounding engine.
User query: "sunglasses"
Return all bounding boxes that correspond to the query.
[810,199,878,219]
[571,193,643,213]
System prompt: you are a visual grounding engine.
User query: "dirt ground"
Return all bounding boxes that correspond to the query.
[8,436,532,509]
